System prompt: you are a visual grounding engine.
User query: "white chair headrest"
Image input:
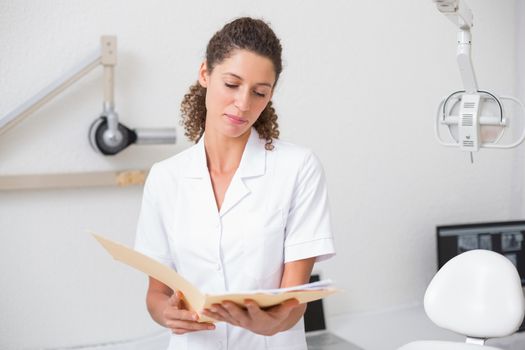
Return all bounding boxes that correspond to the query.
[424,249,525,338]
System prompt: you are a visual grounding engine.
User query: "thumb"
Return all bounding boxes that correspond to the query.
[281,298,300,310]
[169,291,184,308]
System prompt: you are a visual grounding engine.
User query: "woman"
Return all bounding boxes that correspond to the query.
[135,17,335,350]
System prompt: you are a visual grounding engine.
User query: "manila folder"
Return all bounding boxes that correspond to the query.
[92,233,337,322]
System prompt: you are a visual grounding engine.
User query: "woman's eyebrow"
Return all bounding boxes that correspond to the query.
[222,72,273,88]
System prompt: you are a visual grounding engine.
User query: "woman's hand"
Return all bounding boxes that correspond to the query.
[163,291,216,335]
[202,298,300,336]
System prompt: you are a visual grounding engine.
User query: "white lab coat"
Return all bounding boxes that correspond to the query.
[135,128,335,350]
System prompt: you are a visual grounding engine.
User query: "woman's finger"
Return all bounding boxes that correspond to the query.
[210,303,240,325]
[202,308,225,322]
[164,307,199,322]
[245,299,264,320]
[166,319,215,332]
[171,324,213,335]
[268,298,299,319]
[171,328,199,335]
[221,301,250,326]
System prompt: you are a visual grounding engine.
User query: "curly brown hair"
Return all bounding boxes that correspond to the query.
[180,17,282,150]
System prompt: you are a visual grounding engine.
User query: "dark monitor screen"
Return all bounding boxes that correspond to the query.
[437,220,525,285]
[304,274,326,332]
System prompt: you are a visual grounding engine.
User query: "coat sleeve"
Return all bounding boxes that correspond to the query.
[134,164,175,269]
[284,150,336,263]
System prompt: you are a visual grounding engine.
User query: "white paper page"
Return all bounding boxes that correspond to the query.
[218,279,334,296]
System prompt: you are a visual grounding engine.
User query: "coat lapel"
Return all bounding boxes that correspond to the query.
[182,139,219,220]
[183,138,208,179]
[219,129,266,217]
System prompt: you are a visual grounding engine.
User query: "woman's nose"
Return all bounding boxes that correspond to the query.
[235,89,251,112]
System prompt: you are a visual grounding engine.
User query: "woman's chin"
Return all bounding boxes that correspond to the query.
[221,123,252,139]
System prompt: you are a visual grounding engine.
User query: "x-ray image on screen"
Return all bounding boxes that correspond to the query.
[479,234,493,250]
[457,234,479,253]
[501,232,523,252]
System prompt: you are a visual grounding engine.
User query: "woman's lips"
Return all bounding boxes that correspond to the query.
[225,114,247,125]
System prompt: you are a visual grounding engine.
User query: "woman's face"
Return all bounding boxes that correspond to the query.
[199,49,275,139]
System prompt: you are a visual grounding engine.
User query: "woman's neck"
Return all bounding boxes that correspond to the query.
[204,128,251,174]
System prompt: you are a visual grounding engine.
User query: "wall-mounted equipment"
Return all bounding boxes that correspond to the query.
[0,169,148,191]
[432,0,525,161]
[0,36,176,155]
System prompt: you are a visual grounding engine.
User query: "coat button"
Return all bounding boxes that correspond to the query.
[216,263,222,271]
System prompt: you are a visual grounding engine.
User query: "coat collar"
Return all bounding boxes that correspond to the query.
[183,128,267,179]
[183,128,267,217]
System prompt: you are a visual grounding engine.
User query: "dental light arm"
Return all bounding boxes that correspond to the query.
[0,36,176,155]
[432,0,525,156]
[434,0,473,30]
[434,0,477,93]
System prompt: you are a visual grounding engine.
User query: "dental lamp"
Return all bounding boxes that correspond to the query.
[432,0,525,160]
[0,36,176,155]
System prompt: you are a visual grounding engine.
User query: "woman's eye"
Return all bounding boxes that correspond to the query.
[224,83,266,97]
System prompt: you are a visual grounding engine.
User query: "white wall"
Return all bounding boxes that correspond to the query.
[0,0,520,348]
[513,0,525,215]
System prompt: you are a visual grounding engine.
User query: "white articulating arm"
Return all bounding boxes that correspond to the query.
[1,35,176,155]
[0,50,101,135]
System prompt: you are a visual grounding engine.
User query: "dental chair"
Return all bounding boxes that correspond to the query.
[398,249,525,350]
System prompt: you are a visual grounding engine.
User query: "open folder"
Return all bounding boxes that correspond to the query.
[92,233,338,323]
